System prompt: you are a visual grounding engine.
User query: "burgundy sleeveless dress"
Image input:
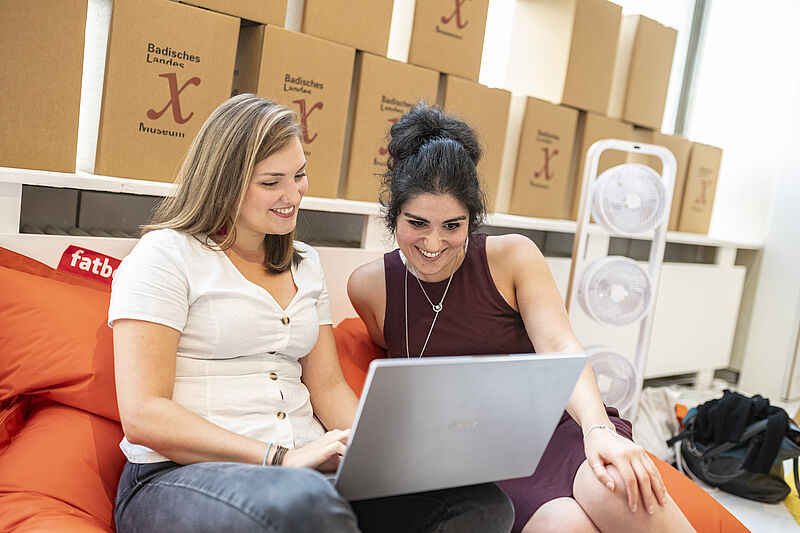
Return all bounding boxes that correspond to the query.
[383,233,632,532]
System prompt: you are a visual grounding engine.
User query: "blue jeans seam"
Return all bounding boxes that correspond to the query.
[145,479,281,533]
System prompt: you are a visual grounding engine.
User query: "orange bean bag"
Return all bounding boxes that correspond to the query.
[0,248,123,532]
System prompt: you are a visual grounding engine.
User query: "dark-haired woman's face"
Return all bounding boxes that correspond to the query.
[397,193,469,283]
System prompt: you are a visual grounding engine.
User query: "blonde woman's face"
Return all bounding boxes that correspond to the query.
[237,137,308,237]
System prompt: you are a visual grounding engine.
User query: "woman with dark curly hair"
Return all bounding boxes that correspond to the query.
[348,103,696,533]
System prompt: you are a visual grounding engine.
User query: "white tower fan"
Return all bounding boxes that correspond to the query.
[566,139,677,421]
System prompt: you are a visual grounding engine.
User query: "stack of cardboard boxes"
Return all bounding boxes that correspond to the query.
[93,0,239,182]
[232,24,355,198]
[0,0,723,234]
[609,12,722,234]
[327,0,507,205]
[1,1,89,174]
[412,0,510,211]
[501,0,722,234]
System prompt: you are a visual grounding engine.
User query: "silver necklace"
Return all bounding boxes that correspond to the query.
[403,237,468,358]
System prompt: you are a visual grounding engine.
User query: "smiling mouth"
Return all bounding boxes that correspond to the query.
[271,206,296,217]
[417,246,444,259]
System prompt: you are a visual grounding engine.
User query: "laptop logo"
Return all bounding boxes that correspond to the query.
[448,419,481,431]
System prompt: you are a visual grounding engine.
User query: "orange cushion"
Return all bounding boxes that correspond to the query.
[332,317,386,396]
[0,395,30,448]
[0,246,109,291]
[0,263,118,421]
[650,453,748,532]
[0,400,125,532]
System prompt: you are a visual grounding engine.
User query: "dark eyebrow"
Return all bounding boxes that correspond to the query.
[403,213,466,224]
[403,213,429,223]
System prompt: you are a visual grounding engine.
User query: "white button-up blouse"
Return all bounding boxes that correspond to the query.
[108,229,331,463]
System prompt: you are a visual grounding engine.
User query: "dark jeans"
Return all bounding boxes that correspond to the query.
[115,461,514,533]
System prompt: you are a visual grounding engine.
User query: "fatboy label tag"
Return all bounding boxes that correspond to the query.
[58,246,121,285]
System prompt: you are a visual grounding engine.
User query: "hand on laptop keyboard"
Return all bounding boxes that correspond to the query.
[283,428,351,473]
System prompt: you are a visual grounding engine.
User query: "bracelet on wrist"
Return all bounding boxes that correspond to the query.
[583,424,617,441]
[271,445,289,466]
[262,442,273,467]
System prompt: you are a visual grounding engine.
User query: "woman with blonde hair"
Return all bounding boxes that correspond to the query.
[110,94,513,533]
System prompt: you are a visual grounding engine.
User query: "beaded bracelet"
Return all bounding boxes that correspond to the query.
[583,424,618,441]
[262,442,273,466]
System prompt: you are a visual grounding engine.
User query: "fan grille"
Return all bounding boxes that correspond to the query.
[587,346,638,414]
[578,256,652,326]
[593,163,667,235]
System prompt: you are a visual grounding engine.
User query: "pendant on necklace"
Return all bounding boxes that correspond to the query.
[432,303,443,313]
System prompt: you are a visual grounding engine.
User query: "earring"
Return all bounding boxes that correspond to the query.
[464,234,469,254]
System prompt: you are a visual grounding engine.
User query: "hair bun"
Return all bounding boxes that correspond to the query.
[387,103,481,166]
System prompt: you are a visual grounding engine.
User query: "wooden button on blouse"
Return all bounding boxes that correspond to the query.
[281,316,290,325]
[277,411,286,419]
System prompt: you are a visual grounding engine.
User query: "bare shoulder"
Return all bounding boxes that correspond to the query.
[486,233,545,269]
[348,258,384,293]
[347,258,385,310]
[347,257,388,348]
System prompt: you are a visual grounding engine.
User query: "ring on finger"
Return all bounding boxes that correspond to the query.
[591,463,604,469]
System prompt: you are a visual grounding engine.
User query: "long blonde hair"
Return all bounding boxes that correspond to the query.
[144,94,303,273]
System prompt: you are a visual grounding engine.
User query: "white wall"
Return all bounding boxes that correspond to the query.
[738,77,800,400]
[686,0,800,244]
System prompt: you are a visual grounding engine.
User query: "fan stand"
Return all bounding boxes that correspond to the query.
[565,139,677,421]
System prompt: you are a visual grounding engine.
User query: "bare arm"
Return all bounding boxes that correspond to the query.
[347,259,388,348]
[491,234,667,512]
[114,319,271,465]
[300,324,360,430]
[494,235,610,430]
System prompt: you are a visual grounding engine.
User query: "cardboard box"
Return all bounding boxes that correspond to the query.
[93,0,239,181]
[342,53,439,202]
[608,15,677,129]
[233,25,355,199]
[177,0,286,25]
[438,75,510,211]
[408,0,489,81]
[504,0,621,114]
[508,98,579,220]
[567,111,633,220]
[629,128,692,231]
[302,0,394,56]
[0,1,87,173]
[678,143,723,234]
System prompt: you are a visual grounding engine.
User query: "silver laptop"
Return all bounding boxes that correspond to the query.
[332,353,587,501]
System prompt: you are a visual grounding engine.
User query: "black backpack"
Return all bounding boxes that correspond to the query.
[667,390,800,503]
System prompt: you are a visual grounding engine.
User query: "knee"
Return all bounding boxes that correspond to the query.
[445,483,514,533]
[489,484,516,529]
[267,468,357,532]
[117,463,358,533]
[478,483,515,532]
[575,462,628,506]
[524,515,597,533]
[523,498,598,533]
